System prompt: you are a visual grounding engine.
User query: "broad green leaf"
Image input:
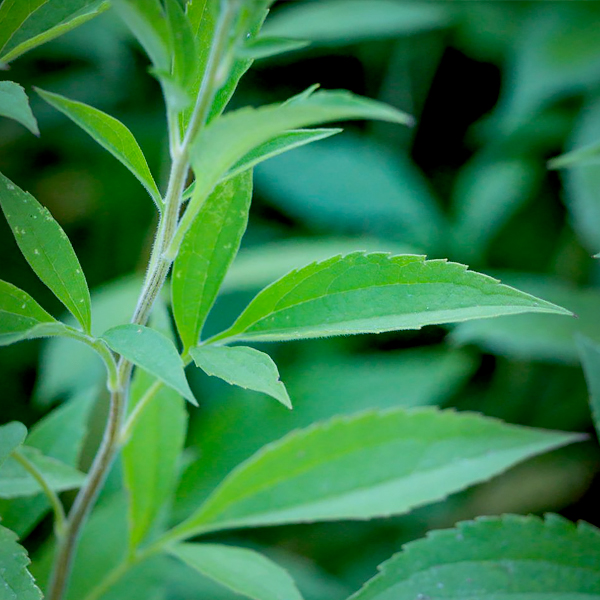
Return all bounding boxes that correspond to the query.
[173,171,253,350]
[0,81,39,135]
[191,345,291,408]
[165,0,198,90]
[169,408,580,538]
[549,139,600,169]
[0,524,42,600]
[0,422,26,468]
[102,324,197,405]
[123,369,187,550]
[210,253,570,344]
[577,335,600,439]
[170,543,303,600]
[349,514,600,600]
[262,0,449,44]
[238,36,309,60]
[0,280,66,347]
[255,134,443,249]
[173,90,414,255]
[36,89,162,208]
[0,173,92,333]
[0,446,86,498]
[0,0,109,64]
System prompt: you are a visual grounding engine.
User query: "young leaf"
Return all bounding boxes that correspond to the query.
[0,280,67,346]
[0,524,42,600]
[576,335,600,439]
[169,543,304,600]
[172,171,253,350]
[549,139,600,169]
[349,514,600,600]
[168,408,580,539]
[210,253,570,344]
[123,369,187,550]
[238,36,310,60]
[0,173,92,333]
[0,81,39,135]
[0,0,109,64]
[102,324,197,405]
[0,446,86,498]
[165,0,198,90]
[191,345,291,409]
[0,422,27,468]
[172,90,415,255]
[36,88,162,208]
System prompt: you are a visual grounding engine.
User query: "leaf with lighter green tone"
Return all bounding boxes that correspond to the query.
[0,446,86,498]
[102,324,197,405]
[170,543,304,600]
[173,171,253,351]
[0,525,42,600]
[549,139,600,169]
[0,174,92,333]
[0,389,96,537]
[210,253,570,344]
[169,408,580,539]
[0,81,39,135]
[262,0,449,44]
[0,0,109,64]
[576,335,600,440]
[349,514,600,600]
[238,36,310,60]
[112,0,171,72]
[191,345,291,409]
[0,279,67,347]
[123,369,187,550]
[165,0,198,90]
[0,422,26,468]
[36,88,162,208]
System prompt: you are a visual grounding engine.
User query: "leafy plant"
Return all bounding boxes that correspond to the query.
[1,1,599,600]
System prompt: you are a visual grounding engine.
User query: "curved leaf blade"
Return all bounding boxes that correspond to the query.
[169,408,581,538]
[211,253,571,344]
[349,514,600,600]
[0,524,42,600]
[102,324,197,405]
[169,543,303,600]
[238,36,310,60]
[36,88,162,208]
[0,173,92,333]
[0,422,27,468]
[577,335,600,439]
[0,82,39,135]
[191,345,291,408]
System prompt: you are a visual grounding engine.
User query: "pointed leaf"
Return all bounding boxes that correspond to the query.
[191,345,291,408]
[0,279,67,346]
[37,89,162,207]
[577,335,600,440]
[0,81,39,135]
[0,173,92,333]
[0,422,26,468]
[0,524,42,600]
[102,324,197,405]
[169,408,581,538]
[0,446,86,498]
[549,139,600,169]
[238,36,309,60]
[170,543,303,600]
[211,253,570,344]
[173,171,253,350]
[349,515,600,600]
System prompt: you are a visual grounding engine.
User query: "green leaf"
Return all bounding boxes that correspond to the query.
[0,446,86,498]
[549,139,600,169]
[0,524,42,600]
[165,0,198,90]
[0,173,92,333]
[238,36,310,60]
[577,335,600,440]
[36,88,162,208]
[191,345,291,409]
[0,0,109,64]
[169,408,580,538]
[262,0,449,44]
[0,422,27,468]
[0,81,39,135]
[349,514,600,600]
[173,90,414,255]
[210,253,570,344]
[169,543,304,600]
[0,280,67,346]
[123,369,187,550]
[102,324,197,405]
[173,171,253,350]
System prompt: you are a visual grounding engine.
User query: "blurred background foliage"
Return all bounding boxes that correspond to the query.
[2,1,600,598]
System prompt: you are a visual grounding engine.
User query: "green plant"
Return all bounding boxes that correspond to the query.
[1,2,599,600]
